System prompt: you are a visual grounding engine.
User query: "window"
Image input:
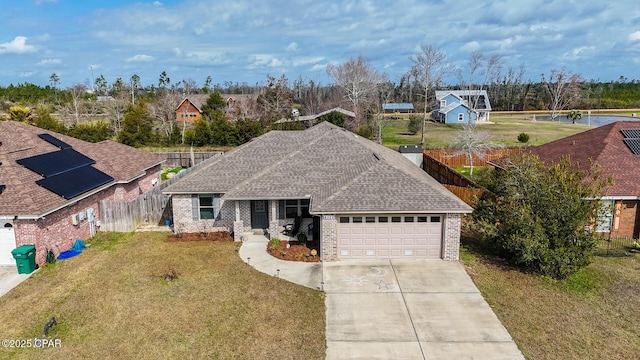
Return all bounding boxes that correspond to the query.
[339,217,350,223]
[352,217,363,223]
[596,200,614,232]
[378,216,388,223]
[391,216,401,223]
[404,216,414,222]
[198,194,220,220]
[365,217,376,223]
[458,113,464,122]
[440,100,446,107]
[430,216,441,223]
[285,199,310,218]
[417,216,427,223]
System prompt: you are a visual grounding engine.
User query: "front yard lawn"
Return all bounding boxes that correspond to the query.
[461,244,640,359]
[0,232,325,359]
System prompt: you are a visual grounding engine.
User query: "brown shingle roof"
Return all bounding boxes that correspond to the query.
[530,121,640,197]
[163,122,472,214]
[0,121,164,217]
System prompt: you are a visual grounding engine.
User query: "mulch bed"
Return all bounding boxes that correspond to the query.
[167,231,234,242]
[267,240,320,262]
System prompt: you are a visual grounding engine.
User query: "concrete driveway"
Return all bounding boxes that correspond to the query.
[0,266,33,298]
[323,259,524,360]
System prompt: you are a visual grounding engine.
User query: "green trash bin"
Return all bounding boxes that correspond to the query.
[11,245,37,274]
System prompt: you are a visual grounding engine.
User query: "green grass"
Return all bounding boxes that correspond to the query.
[462,243,640,359]
[160,167,183,181]
[0,232,326,359]
[382,114,596,149]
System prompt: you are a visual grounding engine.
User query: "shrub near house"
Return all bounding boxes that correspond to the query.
[473,153,610,279]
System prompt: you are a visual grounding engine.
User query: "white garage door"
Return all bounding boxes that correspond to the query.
[0,221,17,266]
[337,214,443,259]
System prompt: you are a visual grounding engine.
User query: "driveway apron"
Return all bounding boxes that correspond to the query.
[323,259,524,360]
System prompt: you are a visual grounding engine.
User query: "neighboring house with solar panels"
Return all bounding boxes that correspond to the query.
[0,121,164,266]
[529,121,640,239]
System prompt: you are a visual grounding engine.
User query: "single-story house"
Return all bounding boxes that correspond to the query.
[163,121,472,261]
[529,121,640,238]
[0,121,164,266]
[433,90,492,124]
[383,103,414,114]
[274,107,356,126]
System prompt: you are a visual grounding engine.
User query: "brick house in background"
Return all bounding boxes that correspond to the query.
[0,121,164,266]
[530,121,640,238]
[175,93,258,123]
[175,94,208,123]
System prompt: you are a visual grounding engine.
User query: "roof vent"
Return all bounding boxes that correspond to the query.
[373,152,382,160]
[0,185,5,194]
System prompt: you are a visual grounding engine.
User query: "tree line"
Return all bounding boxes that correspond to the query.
[2,48,640,148]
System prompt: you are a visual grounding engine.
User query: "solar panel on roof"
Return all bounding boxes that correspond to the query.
[38,133,72,149]
[17,149,95,177]
[36,166,113,199]
[623,138,640,156]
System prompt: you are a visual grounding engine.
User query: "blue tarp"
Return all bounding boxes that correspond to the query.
[72,239,86,252]
[57,239,86,260]
[57,250,80,260]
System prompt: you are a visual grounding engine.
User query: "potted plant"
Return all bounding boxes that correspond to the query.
[297,233,307,247]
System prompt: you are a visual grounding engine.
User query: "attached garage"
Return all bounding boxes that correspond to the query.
[337,214,443,259]
[0,221,17,266]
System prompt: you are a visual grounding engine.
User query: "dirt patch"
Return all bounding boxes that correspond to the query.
[267,240,320,262]
[167,231,234,242]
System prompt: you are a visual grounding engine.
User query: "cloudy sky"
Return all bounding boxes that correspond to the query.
[1,0,639,88]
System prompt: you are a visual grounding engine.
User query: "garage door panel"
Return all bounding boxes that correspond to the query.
[337,215,443,260]
[0,224,17,266]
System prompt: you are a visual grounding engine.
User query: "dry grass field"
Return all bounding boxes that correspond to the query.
[0,232,326,360]
[460,244,640,360]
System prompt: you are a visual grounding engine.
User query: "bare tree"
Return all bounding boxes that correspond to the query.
[451,122,499,178]
[326,56,386,128]
[67,84,87,126]
[373,81,395,144]
[256,74,293,125]
[542,69,583,121]
[409,44,454,144]
[460,51,501,112]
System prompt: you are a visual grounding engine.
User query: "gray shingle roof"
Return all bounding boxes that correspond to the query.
[163,122,472,214]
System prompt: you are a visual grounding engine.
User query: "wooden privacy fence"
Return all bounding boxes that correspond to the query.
[154,151,223,167]
[423,148,523,168]
[423,153,484,206]
[99,153,222,232]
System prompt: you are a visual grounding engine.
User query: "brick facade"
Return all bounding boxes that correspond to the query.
[12,167,161,266]
[609,200,640,238]
[321,215,338,261]
[442,213,461,260]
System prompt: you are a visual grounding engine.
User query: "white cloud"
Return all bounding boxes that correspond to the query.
[20,71,37,77]
[88,64,101,70]
[0,36,36,54]
[461,41,480,52]
[153,1,163,6]
[292,56,324,67]
[286,42,298,52]
[250,54,284,68]
[36,58,61,66]
[126,54,155,62]
[629,31,640,41]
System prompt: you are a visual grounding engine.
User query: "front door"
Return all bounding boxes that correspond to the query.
[250,200,269,229]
